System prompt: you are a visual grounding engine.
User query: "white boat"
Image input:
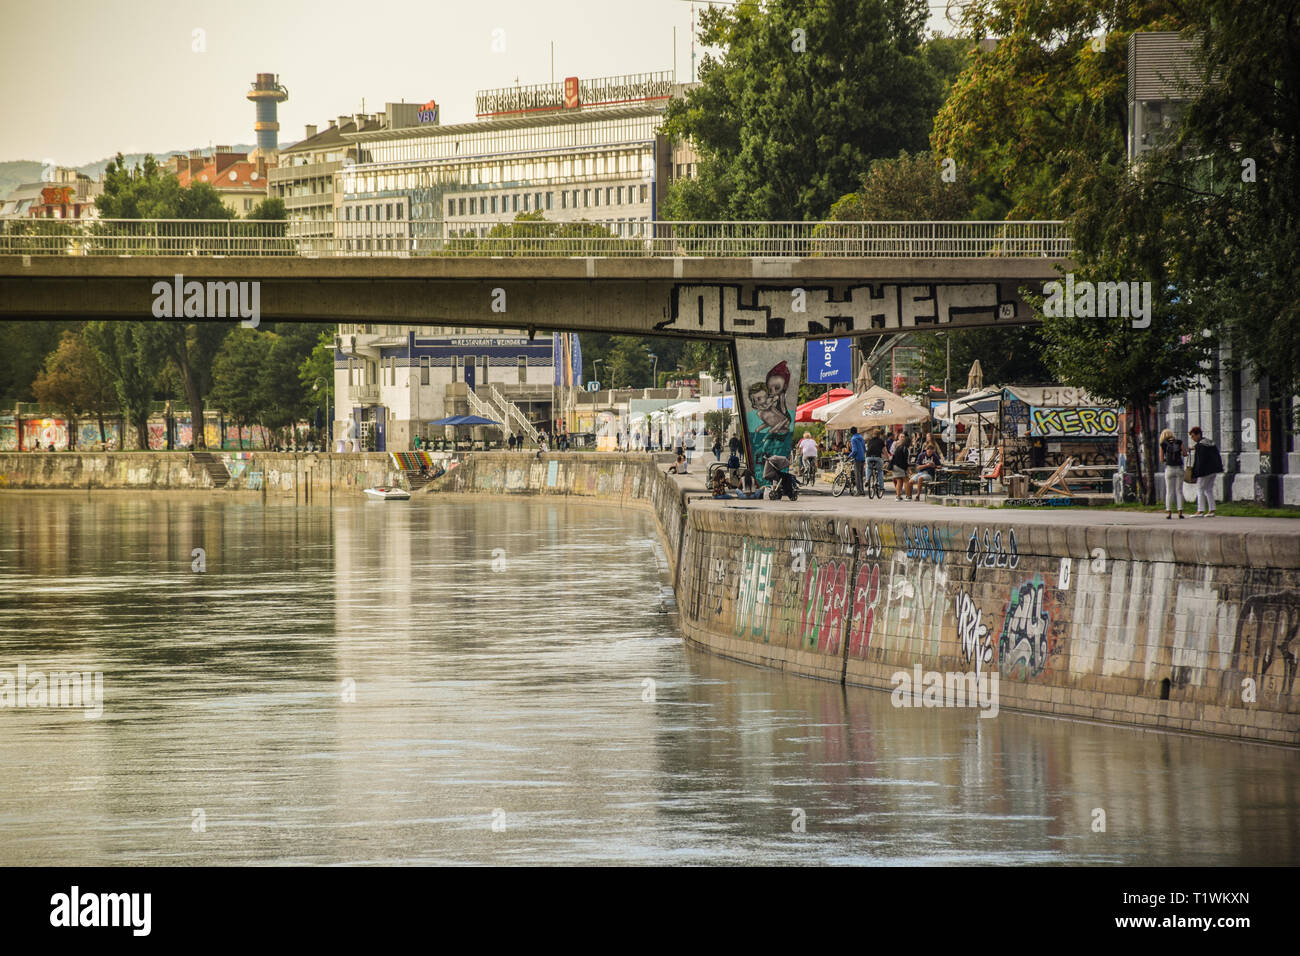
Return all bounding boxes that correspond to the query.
[363,486,410,501]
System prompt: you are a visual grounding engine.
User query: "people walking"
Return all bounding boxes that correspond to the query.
[728,434,740,458]
[1159,427,1186,519]
[684,429,696,463]
[712,435,722,460]
[849,426,866,496]
[889,433,912,500]
[1188,426,1223,517]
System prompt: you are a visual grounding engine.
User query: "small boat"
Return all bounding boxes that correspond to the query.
[363,486,410,501]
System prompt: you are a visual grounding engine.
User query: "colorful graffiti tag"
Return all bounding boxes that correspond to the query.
[997,575,1055,679]
[1029,407,1119,438]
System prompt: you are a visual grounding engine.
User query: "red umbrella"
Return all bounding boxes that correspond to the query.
[795,388,853,423]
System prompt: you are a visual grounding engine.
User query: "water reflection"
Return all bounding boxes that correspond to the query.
[0,492,1294,865]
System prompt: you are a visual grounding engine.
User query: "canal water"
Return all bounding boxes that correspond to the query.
[1,492,1295,865]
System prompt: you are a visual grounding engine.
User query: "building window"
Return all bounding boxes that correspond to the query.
[640,184,648,203]
[517,356,527,383]
[385,203,392,219]
[617,186,624,205]
[523,193,530,211]
[479,355,488,385]
[583,189,590,207]
[490,196,498,214]
[396,203,403,218]
[592,189,599,207]
[560,192,567,209]
[469,197,477,214]
[606,187,613,205]
[512,194,519,212]
[458,198,465,216]
[420,356,429,386]
[453,355,462,383]
[448,199,455,216]
[535,192,542,210]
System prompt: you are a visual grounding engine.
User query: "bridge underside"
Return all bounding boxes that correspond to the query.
[0,256,1064,339]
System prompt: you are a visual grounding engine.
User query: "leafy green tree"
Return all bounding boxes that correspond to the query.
[209,328,272,448]
[918,327,1052,392]
[142,324,229,449]
[298,329,337,439]
[247,197,286,220]
[31,328,119,446]
[0,320,78,402]
[1162,0,1300,443]
[660,0,943,220]
[83,322,164,449]
[931,0,1183,218]
[95,153,234,220]
[827,150,978,221]
[604,337,653,389]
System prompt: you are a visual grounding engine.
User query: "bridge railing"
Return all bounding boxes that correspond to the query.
[0,218,1071,258]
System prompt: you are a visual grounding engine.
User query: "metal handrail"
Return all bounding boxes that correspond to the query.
[0,218,1072,259]
[485,384,539,442]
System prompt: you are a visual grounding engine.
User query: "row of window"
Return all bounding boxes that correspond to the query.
[366,115,661,164]
[345,355,534,387]
[344,202,406,221]
[342,146,653,195]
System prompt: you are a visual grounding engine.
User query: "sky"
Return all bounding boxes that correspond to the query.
[0,0,959,166]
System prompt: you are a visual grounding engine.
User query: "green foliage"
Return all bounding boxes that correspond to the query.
[931,0,1182,218]
[603,337,654,389]
[209,328,271,436]
[919,327,1052,390]
[247,197,286,220]
[142,323,230,449]
[83,322,165,449]
[827,150,978,220]
[0,320,78,402]
[95,153,235,220]
[441,211,640,256]
[31,329,118,433]
[660,0,942,220]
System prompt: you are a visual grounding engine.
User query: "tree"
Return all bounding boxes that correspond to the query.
[96,153,234,220]
[443,211,639,256]
[298,329,337,440]
[247,197,286,220]
[604,337,653,389]
[919,326,1052,392]
[209,328,272,448]
[931,0,1184,218]
[31,328,119,447]
[142,324,230,449]
[83,322,164,450]
[1162,0,1300,437]
[660,0,944,221]
[827,150,978,221]
[0,320,78,402]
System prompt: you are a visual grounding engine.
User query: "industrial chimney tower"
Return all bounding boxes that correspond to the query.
[247,73,289,152]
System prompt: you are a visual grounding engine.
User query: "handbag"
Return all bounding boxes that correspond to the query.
[1183,464,1194,484]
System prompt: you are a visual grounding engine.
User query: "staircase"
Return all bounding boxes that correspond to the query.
[484,384,539,443]
[190,452,231,488]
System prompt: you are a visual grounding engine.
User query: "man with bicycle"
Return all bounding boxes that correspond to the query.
[797,431,819,486]
[865,427,886,497]
[849,426,866,496]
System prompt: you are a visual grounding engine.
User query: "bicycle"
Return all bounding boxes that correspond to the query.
[865,458,885,498]
[831,455,859,497]
[798,455,817,487]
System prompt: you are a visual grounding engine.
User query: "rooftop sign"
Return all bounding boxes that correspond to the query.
[475,71,673,118]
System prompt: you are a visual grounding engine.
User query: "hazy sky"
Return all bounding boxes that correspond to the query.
[1,0,957,166]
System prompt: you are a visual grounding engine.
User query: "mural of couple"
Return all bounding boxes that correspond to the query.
[737,341,805,481]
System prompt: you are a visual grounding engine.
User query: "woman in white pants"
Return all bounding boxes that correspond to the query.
[1158,428,1186,518]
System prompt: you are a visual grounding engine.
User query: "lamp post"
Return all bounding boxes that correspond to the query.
[648,352,658,448]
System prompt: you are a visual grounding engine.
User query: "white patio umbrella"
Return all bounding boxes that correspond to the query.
[823,385,930,430]
[811,393,858,422]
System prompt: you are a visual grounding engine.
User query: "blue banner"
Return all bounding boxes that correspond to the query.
[807,338,851,384]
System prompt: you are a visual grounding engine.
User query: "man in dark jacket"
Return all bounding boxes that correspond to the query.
[1188,426,1223,517]
[849,426,866,496]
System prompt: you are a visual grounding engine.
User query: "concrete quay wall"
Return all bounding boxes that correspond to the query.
[438,453,1300,747]
[0,451,433,499]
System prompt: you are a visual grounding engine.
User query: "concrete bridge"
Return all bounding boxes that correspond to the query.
[0,219,1070,340]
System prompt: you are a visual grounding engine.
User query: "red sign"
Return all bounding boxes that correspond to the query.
[41,186,74,205]
[564,76,580,109]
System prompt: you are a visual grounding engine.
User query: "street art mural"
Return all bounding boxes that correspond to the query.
[735,538,775,640]
[734,338,804,482]
[997,575,1056,679]
[22,419,69,450]
[800,558,849,654]
[1029,407,1119,438]
[656,282,1022,338]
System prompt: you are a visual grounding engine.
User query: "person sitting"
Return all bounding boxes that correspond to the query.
[710,468,733,498]
[668,452,688,474]
[737,469,763,499]
[911,441,941,499]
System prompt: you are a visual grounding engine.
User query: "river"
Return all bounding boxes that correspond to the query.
[1,492,1295,865]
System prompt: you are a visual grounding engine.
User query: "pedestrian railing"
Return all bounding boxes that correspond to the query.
[0,218,1072,259]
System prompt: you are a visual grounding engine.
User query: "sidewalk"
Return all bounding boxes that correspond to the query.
[664,468,1300,537]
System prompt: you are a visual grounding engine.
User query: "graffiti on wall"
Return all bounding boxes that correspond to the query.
[955,589,993,675]
[847,562,882,657]
[800,559,849,653]
[1232,590,1300,695]
[966,527,1020,571]
[735,538,775,640]
[1029,407,1119,438]
[997,575,1055,679]
[656,283,1021,338]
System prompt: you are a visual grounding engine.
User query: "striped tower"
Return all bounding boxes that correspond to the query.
[246,73,289,152]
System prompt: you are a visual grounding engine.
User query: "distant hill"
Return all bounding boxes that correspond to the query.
[0,142,301,200]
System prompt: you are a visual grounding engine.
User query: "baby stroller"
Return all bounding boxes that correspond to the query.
[763,455,800,501]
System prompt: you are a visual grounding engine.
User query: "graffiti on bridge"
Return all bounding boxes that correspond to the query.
[997,575,1056,679]
[657,283,1021,338]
